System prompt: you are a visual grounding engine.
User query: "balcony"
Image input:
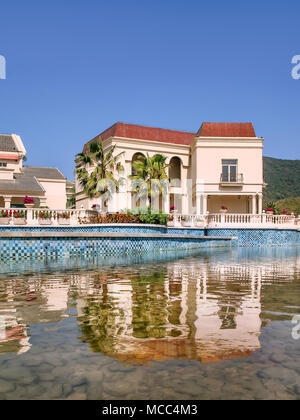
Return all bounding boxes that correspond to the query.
[220,173,244,186]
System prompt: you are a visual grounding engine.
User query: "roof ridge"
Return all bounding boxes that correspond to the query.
[115,121,196,135]
[24,165,62,170]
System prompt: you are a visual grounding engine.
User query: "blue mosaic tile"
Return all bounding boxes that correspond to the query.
[0,225,299,260]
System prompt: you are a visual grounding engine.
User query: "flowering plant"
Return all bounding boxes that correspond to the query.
[281,210,289,215]
[266,207,274,212]
[57,212,70,219]
[0,210,10,218]
[13,210,26,218]
[39,211,52,219]
[221,206,228,210]
[170,205,176,212]
[24,196,34,204]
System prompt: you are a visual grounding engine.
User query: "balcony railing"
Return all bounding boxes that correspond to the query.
[220,173,244,184]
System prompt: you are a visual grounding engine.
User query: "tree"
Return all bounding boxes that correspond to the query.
[130,153,170,208]
[76,139,124,207]
[66,187,76,209]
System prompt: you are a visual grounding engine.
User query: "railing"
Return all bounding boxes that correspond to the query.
[220,174,244,184]
[169,213,300,228]
[0,208,299,229]
[0,208,90,226]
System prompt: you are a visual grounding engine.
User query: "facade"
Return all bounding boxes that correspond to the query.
[76,122,264,215]
[0,133,68,208]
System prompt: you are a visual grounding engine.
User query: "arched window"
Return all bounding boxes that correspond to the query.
[131,153,145,176]
[169,157,182,185]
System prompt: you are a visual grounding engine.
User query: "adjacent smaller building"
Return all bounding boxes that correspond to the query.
[0,133,68,208]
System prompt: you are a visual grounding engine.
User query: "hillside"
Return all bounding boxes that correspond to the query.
[263,156,300,203]
[272,197,300,215]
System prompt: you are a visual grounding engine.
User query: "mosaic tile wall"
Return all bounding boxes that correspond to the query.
[0,237,230,260]
[0,225,299,260]
[206,228,300,247]
[0,225,167,234]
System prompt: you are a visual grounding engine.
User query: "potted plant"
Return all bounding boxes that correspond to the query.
[24,196,35,208]
[220,206,228,213]
[265,207,274,215]
[181,215,191,227]
[57,212,70,225]
[13,210,27,225]
[39,210,52,225]
[170,205,177,214]
[167,215,175,227]
[281,210,290,215]
[0,210,11,225]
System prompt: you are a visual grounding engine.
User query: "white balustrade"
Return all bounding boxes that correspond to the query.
[0,208,299,229]
[172,213,298,229]
[0,208,89,226]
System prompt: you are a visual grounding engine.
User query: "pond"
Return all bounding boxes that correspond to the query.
[0,246,300,400]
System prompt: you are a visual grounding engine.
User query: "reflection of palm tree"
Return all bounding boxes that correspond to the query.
[78,283,118,354]
[131,272,168,339]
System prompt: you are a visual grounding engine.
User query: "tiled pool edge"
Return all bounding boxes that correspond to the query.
[0,224,299,260]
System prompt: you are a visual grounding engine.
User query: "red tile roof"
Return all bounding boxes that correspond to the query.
[84,122,196,151]
[84,121,257,151]
[198,122,256,138]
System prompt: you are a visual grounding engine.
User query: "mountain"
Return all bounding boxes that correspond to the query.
[263,156,300,203]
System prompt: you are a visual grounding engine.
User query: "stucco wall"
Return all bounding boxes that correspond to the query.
[38,180,67,209]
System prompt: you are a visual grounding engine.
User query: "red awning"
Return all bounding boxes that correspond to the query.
[0,155,18,160]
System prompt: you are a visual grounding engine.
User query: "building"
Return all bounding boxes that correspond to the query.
[0,133,67,208]
[76,122,264,214]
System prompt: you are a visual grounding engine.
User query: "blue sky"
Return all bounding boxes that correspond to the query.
[0,0,300,179]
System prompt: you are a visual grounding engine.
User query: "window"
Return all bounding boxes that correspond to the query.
[0,162,7,168]
[222,159,237,182]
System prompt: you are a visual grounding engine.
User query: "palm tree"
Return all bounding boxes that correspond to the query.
[131,154,170,208]
[76,138,124,206]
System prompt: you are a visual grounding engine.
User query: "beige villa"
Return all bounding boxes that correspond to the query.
[76,121,264,215]
[0,133,68,208]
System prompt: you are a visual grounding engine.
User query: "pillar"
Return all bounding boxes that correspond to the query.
[252,194,257,215]
[3,196,11,209]
[196,194,201,215]
[163,191,170,214]
[258,194,263,214]
[202,194,208,215]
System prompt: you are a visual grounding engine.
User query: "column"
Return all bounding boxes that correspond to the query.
[202,194,208,215]
[196,193,201,215]
[163,191,170,214]
[252,194,257,215]
[258,194,263,214]
[39,197,47,208]
[3,196,11,209]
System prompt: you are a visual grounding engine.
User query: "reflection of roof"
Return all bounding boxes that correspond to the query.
[0,134,19,152]
[100,337,256,364]
[23,166,66,180]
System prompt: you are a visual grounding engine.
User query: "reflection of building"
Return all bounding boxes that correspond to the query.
[76,122,264,214]
[0,249,299,360]
[0,133,68,208]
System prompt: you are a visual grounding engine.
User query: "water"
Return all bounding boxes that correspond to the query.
[0,246,300,400]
